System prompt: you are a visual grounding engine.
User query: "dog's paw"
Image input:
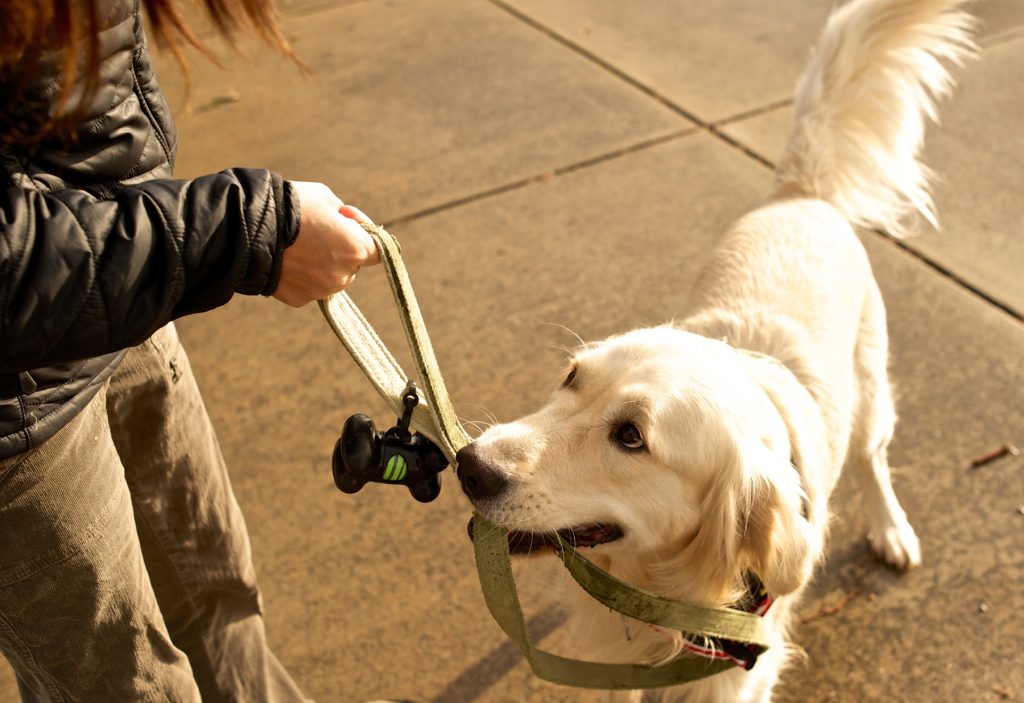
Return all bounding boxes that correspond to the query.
[868,519,921,571]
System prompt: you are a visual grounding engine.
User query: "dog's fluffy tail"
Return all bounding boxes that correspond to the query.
[774,0,976,235]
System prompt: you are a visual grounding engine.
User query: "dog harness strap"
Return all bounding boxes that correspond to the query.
[321,224,772,689]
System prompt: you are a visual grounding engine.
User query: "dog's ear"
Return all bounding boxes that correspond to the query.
[733,351,827,595]
[740,451,818,596]
[675,464,748,603]
[671,421,816,602]
[670,351,825,602]
[673,443,815,602]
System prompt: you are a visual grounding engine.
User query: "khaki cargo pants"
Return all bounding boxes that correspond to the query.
[0,325,309,702]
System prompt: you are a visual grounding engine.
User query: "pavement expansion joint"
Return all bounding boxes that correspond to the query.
[706,125,776,170]
[384,127,697,228]
[711,98,795,129]
[874,234,1024,325]
[486,0,703,127]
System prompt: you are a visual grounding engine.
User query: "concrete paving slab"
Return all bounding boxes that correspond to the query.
[177,0,367,42]
[502,0,833,123]
[718,105,792,165]
[719,35,1024,316]
[276,0,365,17]
[975,0,1024,42]
[906,34,1024,316]
[713,0,1024,154]
[158,0,688,223]
[503,0,1024,125]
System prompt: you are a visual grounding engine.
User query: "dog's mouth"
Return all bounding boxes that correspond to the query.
[467,518,624,554]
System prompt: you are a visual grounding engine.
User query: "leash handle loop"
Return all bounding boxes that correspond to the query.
[319,223,470,462]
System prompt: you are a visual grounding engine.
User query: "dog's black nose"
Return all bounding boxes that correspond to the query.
[456,444,508,501]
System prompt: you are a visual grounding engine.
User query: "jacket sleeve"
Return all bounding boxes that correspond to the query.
[0,168,301,374]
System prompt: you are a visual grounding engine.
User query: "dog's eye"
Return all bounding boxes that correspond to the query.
[613,423,644,450]
[562,365,577,389]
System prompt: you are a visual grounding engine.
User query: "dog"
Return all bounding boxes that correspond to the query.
[457,0,975,701]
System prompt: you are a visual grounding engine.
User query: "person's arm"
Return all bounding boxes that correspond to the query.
[0,170,377,373]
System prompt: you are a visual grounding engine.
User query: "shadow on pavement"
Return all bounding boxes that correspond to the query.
[431,605,567,703]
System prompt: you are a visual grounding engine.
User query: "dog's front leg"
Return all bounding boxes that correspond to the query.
[607,690,643,703]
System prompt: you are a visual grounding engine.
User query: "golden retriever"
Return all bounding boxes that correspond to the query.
[458,0,975,700]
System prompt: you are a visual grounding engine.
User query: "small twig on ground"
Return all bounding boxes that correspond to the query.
[992,684,1022,702]
[801,589,861,622]
[969,444,1020,470]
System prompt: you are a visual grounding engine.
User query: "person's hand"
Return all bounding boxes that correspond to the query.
[273,181,381,307]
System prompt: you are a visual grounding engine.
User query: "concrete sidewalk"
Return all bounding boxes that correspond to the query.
[3,1,1022,701]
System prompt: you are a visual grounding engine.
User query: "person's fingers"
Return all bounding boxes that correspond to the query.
[328,273,357,295]
[339,204,373,225]
[337,205,380,265]
[362,243,381,266]
[340,216,381,266]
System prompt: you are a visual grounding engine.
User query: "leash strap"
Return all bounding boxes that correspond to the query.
[319,224,769,690]
[473,514,740,689]
[549,530,770,645]
[319,223,469,462]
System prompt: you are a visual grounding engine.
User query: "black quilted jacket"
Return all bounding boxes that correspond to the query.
[0,0,300,458]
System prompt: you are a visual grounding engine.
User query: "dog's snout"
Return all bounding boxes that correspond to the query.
[456,444,508,501]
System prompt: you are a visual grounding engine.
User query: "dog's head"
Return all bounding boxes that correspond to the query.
[459,325,818,601]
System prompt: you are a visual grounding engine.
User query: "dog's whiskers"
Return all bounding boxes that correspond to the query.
[458,405,499,437]
[540,322,587,350]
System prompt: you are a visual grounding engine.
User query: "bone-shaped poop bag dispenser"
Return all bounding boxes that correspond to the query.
[332,381,449,503]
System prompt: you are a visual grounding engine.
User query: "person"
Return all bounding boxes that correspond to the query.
[0,0,384,700]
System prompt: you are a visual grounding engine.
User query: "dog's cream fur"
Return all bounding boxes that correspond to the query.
[460,1,975,701]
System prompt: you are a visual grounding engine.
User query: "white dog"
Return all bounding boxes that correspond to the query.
[457,0,975,701]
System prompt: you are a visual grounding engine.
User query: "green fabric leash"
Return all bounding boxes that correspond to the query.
[319,223,469,462]
[319,224,769,690]
[473,514,741,690]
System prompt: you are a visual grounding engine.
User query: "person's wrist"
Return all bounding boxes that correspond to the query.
[265,178,303,297]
